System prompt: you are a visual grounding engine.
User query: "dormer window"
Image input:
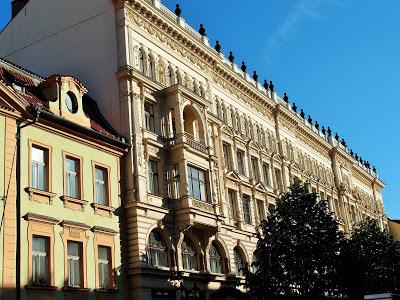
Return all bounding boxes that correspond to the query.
[65,92,78,113]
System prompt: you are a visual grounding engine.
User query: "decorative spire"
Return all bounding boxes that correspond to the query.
[315,121,319,130]
[253,71,258,82]
[215,41,221,53]
[373,166,376,173]
[292,102,297,112]
[269,81,274,92]
[350,149,354,156]
[175,4,182,17]
[341,138,347,147]
[355,154,359,160]
[241,61,247,72]
[228,51,234,63]
[307,115,312,124]
[283,93,289,103]
[199,24,206,37]
[263,79,269,91]
[327,127,332,136]
[300,109,305,119]
[321,126,326,135]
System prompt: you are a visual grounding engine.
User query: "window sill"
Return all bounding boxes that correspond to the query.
[91,203,115,217]
[62,286,90,293]
[94,288,119,294]
[25,187,56,205]
[25,284,57,291]
[60,196,88,211]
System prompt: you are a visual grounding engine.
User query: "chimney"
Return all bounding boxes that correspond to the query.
[11,0,29,18]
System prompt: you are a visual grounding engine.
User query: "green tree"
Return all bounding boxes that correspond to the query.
[246,181,344,299]
[342,218,400,298]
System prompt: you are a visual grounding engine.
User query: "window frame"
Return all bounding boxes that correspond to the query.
[209,242,223,274]
[147,230,169,268]
[242,195,252,225]
[227,189,238,222]
[187,165,208,202]
[274,168,283,192]
[92,162,111,207]
[93,228,116,290]
[66,241,83,288]
[63,152,83,200]
[144,102,155,133]
[262,163,272,188]
[148,159,160,195]
[222,142,232,170]
[29,140,52,192]
[97,246,112,289]
[181,237,198,271]
[236,149,246,176]
[251,156,259,181]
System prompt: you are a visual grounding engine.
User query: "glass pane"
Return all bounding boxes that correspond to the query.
[96,167,106,182]
[32,147,44,163]
[33,236,46,252]
[73,259,81,286]
[67,242,80,257]
[66,158,78,172]
[96,183,107,205]
[99,246,109,261]
[38,165,45,190]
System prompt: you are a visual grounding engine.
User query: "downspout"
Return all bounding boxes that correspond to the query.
[16,103,42,300]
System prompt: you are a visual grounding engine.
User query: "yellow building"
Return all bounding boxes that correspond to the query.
[0,58,129,299]
[0,1,388,299]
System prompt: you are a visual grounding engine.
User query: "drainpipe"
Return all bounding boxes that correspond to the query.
[15,103,42,300]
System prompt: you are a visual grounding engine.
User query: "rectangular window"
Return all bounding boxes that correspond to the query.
[257,200,265,222]
[268,203,276,215]
[65,157,80,198]
[98,246,111,289]
[32,236,49,285]
[67,241,82,287]
[222,143,231,170]
[95,166,109,206]
[188,165,207,202]
[263,163,272,187]
[242,196,252,225]
[251,157,259,181]
[274,168,283,192]
[236,150,245,175]
[228,190,237,221]
[144,102,155,132]
[174,164,180,199]
[31,146,48,191]
[148,160,159,195]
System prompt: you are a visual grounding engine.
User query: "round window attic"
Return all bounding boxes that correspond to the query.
[65,92,78,113]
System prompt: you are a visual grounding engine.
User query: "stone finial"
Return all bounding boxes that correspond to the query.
[321,126,326,135]
[334,132,339,141]
[307,115,312,124]
[292,102,297,112]
[300,109,305,119]
[350,149,354,156]
[228,51,234,63]
[341,139,346,147]
[327,127,332,136]
[175,4,182,17]
[199,24,206,37]
[283,93,289,103]
[359,157,363,164]
[373,166,376,173]
[355,154,359,160]
[241,61,247,72]
[366,161,370,168]
[215,41,221,53]
[315,121,319,130]
[269,81,274,92]
[253,71,258,82]
[263,79,269,90]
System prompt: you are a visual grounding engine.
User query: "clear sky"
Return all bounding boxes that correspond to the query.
[0,1,399,218]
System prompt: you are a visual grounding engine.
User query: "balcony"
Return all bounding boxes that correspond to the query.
[166,132,209,155]
[175,195,218,230]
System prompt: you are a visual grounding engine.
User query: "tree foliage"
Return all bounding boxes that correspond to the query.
[246,181,344,299]
[341,218,400,298]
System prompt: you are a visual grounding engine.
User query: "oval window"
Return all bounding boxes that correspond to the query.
[65,92,78,113]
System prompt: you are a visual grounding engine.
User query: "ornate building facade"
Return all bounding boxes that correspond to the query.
[0,0,387,299]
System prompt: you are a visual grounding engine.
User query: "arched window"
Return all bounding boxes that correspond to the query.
[138,50,145,73]
[181,237,197,271]
[209,242,222,273]
[147,230,168,268]
[183,106,205,142]
[233,247,245,276]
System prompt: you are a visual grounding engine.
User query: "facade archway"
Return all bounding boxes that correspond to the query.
[182,105,205,142]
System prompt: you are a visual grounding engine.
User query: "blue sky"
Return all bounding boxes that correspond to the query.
[0,1,399,218]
